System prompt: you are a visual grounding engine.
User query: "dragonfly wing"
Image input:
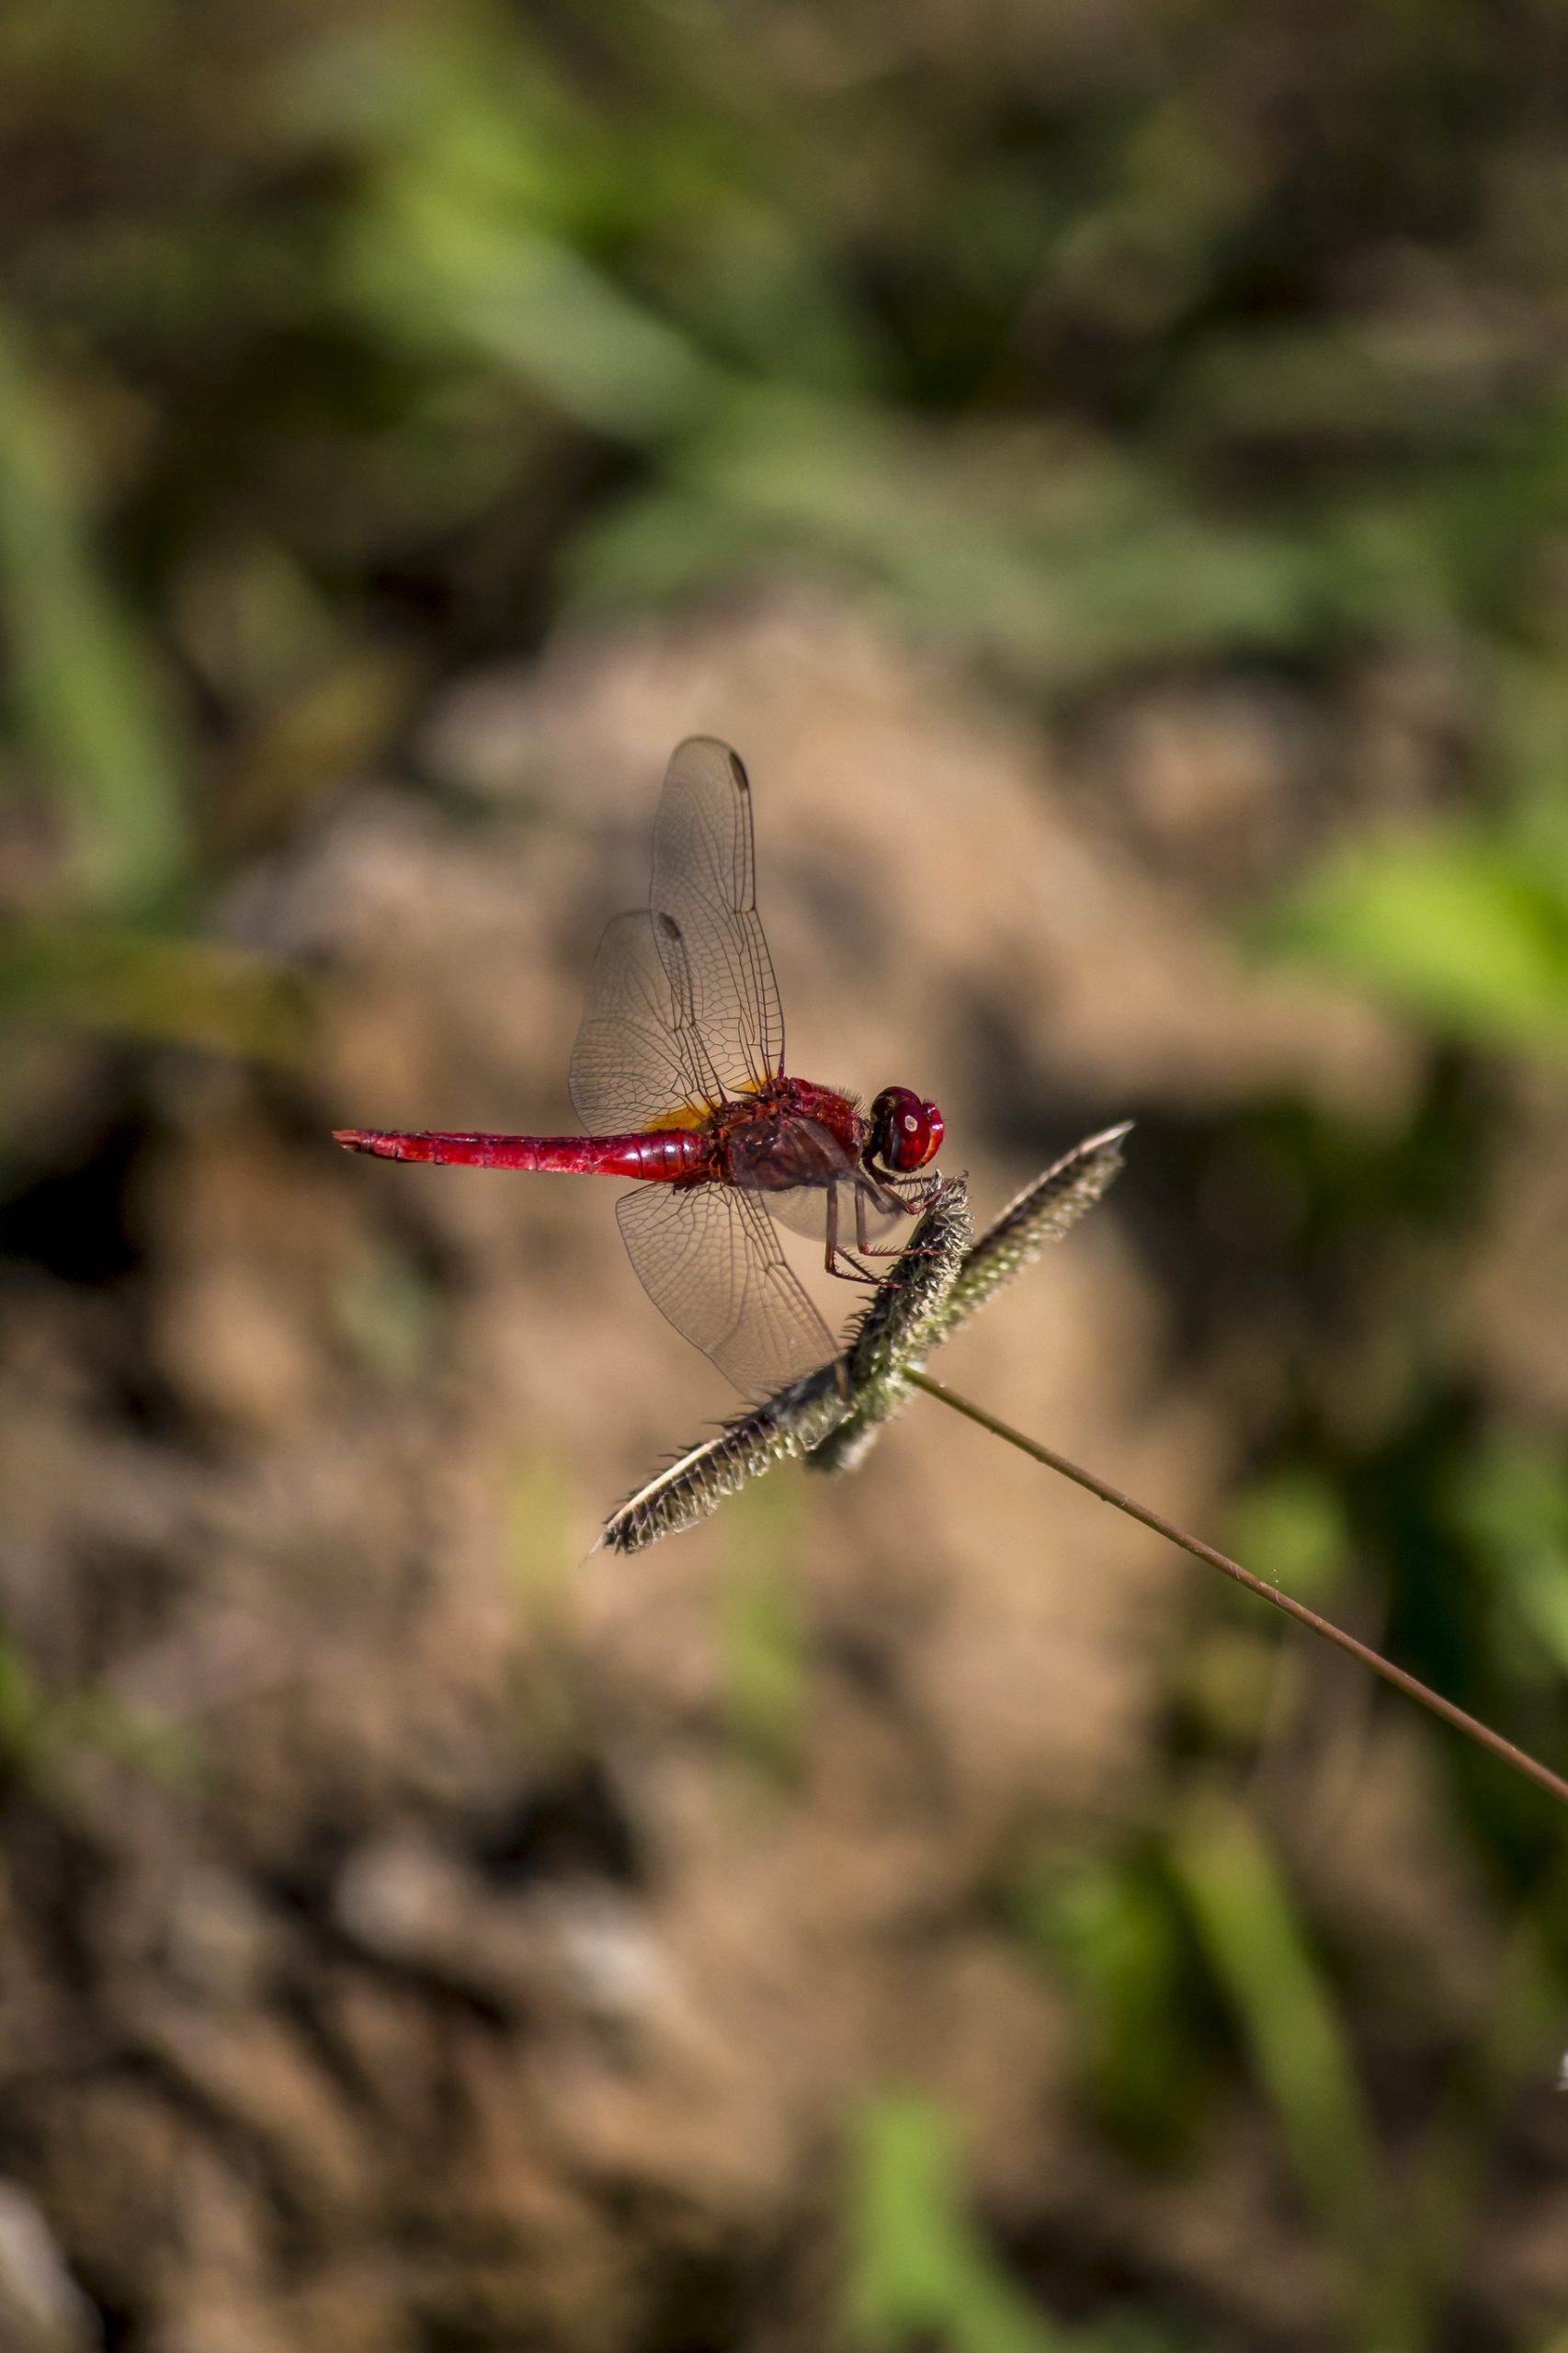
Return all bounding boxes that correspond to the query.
[756,1183,835,1245]
[650,737,786,1100]
[570,908,712,1136]
[616,1181,838,1402]
[762,1174,905,1249]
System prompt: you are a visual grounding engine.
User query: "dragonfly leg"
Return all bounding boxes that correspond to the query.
[838,1171,963,1281]
[828,1253,883,1285]
[824,1180,881,1285]
[821,1172,944,1284]
[841,1171,952,1259]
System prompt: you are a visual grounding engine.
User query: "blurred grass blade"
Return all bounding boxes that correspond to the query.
[0,925,312,1063]
[0,307,186,909]
[0,1624,201,1793]
[1446,1432,1568,1681]
[1221,1472,1353,1608]
[1395,1902,1562,2349]
[720,1479,809,1785]
[1011,1847,1213,2165]
[1170,1796,1388,2310]
[315,25,719,444]
[353,189,717,441]
[845,2090,1056,2353]
[0,1627,46,1773]
[1260,831,1568,1055]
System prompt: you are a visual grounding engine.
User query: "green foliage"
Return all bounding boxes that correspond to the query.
[1221,1472,1353,1608]
[1265,828,1568,1056]
[9,0,1568,816]
[332,1240,443,1381]
[0,311,314,1084]
[0,924,312,1061]
[504,1449,580,1623]
[0,307,187,913]
[1010,1847,1218,2165]
[0,1622,201,1796]
[1169,1799,1383,2286]
[1445,1432,1568,1688]
[846,2091,1052,2353]
[1017,1791,1563,2353]
[846,2091,1168,2353]
[719,1477,810,1785]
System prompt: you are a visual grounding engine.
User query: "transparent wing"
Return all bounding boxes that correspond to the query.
[569,908,712,1136]
[762,1174,905,1249]
[650,736,785,1100]
[616,1181,838,1401]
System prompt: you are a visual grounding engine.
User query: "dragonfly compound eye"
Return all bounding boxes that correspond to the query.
[869,1086,944,1174]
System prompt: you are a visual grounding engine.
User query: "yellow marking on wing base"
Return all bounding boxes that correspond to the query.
[648,1101,713,1132]
[648,1081,777,1132]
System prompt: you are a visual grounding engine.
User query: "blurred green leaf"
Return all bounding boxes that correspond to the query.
[1261,830,1568,1055]
[57,1689,205,1788]
[0,307,186,910]
[1447,1433,1568,1682]
[299,20,721,440]
[1221,1471,1354,1606]
[720,1477,809,1785]
[347,190,718,440]
[845,2091,1056,2353]
[0,1627,47,1772]
[1170,1796,1391,2326]
[1011,1847,1215,2163]
[332,1241,441,1381]
[504,1448,579,1630]
[568,400,1343,684]
[1395,1897,1564,2351]
[846,2090,1171,2353]
[0,1622,201,1792]
[0,925,312,1063]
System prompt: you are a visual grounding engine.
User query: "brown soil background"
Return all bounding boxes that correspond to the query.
[4,597,1566,2351]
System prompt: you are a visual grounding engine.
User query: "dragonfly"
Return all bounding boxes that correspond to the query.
[335,736,946,1401]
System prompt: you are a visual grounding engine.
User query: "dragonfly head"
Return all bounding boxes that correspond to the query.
[869,1086,944,1175]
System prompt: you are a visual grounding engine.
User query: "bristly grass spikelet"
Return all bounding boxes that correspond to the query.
[598,1118,1568,1815]
[799,1179,974,1476]
[600,1123,1129,1551]
[599,1178,976,1553]
[807,1122,1129,1476]
[599,1366,850,1555]
[928,1121,1132,1338]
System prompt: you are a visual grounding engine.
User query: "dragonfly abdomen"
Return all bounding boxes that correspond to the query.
[333,1128,712,1179]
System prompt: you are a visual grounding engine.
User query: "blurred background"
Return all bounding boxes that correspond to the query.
[3,3,1568,2347]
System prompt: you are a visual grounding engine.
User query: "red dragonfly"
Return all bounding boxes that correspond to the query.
[335,738,945,1401]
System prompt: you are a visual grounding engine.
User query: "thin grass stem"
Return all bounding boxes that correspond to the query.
[906,1370,1568,1813]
